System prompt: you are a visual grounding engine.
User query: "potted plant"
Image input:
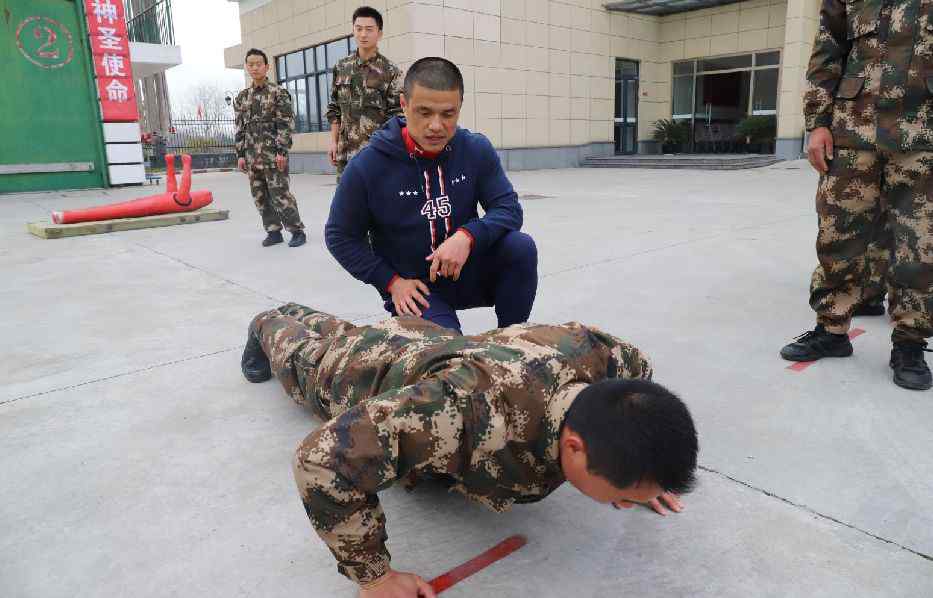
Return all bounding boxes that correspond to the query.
[652,119,690,153]
[735,115,777,153]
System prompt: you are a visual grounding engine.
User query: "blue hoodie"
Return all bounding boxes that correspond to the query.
[325,116,523,295]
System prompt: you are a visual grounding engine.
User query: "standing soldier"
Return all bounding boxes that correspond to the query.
[235,48,307,248]
[780,1,933,390]
[326,6,402,179]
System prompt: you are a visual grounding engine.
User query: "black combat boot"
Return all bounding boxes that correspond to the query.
[288,230,307,247]
[852,299,885,317]
[241,328,272,383]
[780,325,853,361]
[262,230,284,247]
[890,340,932,391]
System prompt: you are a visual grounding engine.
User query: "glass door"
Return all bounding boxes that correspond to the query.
[614,59,639,154]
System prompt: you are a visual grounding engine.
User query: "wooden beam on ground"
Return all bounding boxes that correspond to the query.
[27,208,230,239]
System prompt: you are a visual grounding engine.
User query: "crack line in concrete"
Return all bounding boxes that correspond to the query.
[0,347,239,408]
[131,241,285,304]
[698,465,933,563]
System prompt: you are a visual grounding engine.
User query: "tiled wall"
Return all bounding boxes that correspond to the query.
[228,0,814,154]
[777,0,820,140]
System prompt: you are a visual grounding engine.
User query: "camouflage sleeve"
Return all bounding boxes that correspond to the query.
[274,87,295,155]
[325,66,341,124]
[385,65,403,118]
[804,0,851,131]
[583,325,654,381]
[234,95,246,160]
[293,380,466,585]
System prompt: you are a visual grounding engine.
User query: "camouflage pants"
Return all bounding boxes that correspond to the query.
[810,150,933,341]
[247,167,304,233]
[863,210,892,305]
[250,303,357,420]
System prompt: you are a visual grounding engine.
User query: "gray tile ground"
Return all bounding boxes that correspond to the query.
[2,163,931,597]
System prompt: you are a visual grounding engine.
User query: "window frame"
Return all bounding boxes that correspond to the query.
[275,36,354,133]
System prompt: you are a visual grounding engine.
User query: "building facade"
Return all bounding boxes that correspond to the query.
[224,0,820,172]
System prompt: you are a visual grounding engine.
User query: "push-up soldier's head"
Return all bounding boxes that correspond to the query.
[560,379,698,506]
[401,57,464,154]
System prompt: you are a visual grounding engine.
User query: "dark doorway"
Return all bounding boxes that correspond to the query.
[692,71,751,153]
[614,59,639,155]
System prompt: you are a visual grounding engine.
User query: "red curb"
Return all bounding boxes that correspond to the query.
[429,535,527,594]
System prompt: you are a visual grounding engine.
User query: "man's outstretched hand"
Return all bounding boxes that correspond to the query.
[359,569,436,598]
[613,492,684,517]
[426,230,472,282]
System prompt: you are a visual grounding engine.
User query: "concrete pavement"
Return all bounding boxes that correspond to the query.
[2,163,931,597]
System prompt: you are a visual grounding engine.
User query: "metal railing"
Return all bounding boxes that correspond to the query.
[163,119,236,154]
[127,0,175,46]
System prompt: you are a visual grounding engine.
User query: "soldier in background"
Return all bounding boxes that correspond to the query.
[240,302,697,598]
[326,6,402,179]
[235,48,306,248]
[780,0,933,390]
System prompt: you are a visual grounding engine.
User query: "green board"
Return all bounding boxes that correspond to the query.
[0,0,108,193]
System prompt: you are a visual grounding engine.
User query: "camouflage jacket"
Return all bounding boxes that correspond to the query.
[233,79,294,168]
[804,0,933,152]
[287,315,653,584]
[325,51,402,166]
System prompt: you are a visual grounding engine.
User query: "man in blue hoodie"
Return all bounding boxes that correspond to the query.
[325,57,537,333]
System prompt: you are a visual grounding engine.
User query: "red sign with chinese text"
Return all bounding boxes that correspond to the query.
[84,0,127,37]
[85,0,138,122]
[96,76,138,122]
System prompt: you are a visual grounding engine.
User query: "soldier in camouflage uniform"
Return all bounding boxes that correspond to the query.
[240,303,697,596]
[781,0,933,390]
[235,48,306,248]
[326,6,403,179]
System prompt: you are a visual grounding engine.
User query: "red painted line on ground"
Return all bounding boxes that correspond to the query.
[429,535,527,594]
[786,328,866,372]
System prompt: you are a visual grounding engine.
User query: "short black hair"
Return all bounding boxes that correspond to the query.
[352,6,383,30]
[403,57,464,99]
[563,379,698,495]
[245,48,268,65]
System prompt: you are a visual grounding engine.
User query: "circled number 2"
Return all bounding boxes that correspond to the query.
[35,26,59,59]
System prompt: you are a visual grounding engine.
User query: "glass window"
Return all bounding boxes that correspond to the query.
[349,36,358,52]
[624,79,637,121]
[698,54,752,72]
[316,46,326,73]
[756,51,780,67]
[672,76,694,118]
[752,68,779,113]
[673,60,694,76]
[306,76,319,132]
[616,59,637,79]
[286,51,304,77]
[277,56,286,80]
[294,79,308,131]
[327,39,349,69]
[614,80,622,119]
[318,74,331,131]
[275,37,351,131]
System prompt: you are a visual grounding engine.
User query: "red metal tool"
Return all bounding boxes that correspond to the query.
[429,534,528,594]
